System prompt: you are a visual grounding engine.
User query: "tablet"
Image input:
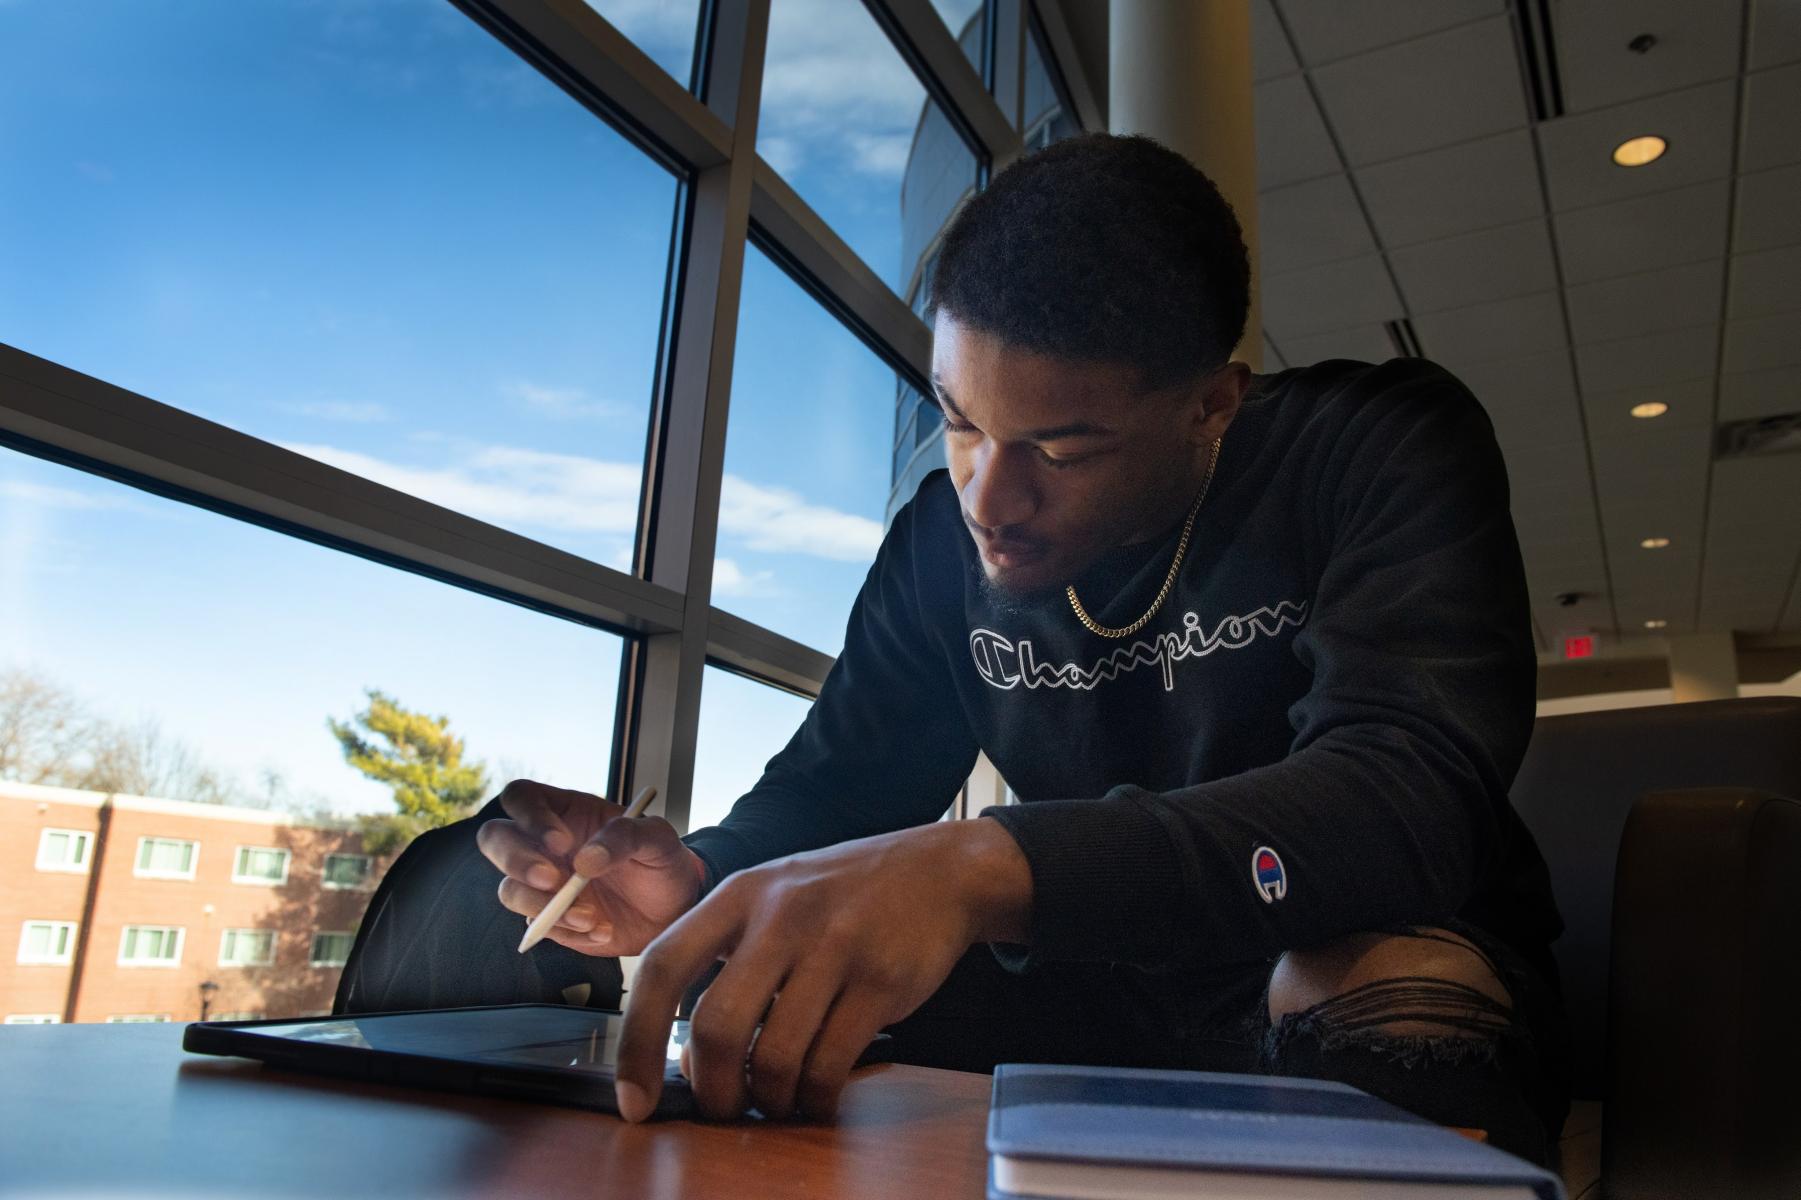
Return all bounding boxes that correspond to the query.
[183,1003,695,1118]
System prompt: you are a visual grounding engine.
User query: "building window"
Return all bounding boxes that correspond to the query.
[309,931,355,968]
[232,846,290,886]
[218,928,276,968]
[17,921,77,965]
[135,837,198,880]
[35,828,92,873]
[105,1014,171,1023]
[210,1011,262,1022]
[4,1014,61,1025]
[118,925,184,967]
[321,853,372,890]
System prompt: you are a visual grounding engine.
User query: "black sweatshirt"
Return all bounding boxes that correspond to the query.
[682,358,1564,978]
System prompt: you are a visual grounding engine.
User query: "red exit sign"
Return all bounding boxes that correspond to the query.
[1563,634,1595,660]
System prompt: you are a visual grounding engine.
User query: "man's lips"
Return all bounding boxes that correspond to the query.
[974,533,1047,568]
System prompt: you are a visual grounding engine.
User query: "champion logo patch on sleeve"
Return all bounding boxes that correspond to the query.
[1252,846,1287,903]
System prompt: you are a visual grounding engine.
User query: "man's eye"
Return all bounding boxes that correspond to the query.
[1037,448,1088,469]
[943,418,976,434]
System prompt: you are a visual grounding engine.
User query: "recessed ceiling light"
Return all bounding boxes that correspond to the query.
[1640,536,1671,549]
[1645,619,1667,629]
[1630,401,1669,419]
[1613,135,1667,167]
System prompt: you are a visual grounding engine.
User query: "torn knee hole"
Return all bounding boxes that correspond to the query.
[1267,976,1516,1059]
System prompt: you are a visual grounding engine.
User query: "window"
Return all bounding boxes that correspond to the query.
[17,922,76,966]
[1022,17,1081,150]
[134,837,198,880]
[219,929,276,968]
[309,932,355,968]
[584,0,703,87]
[321,853,372,890]
[35,828,91,873]
[105,1014,171,1024]
[118,925,184,967]
[4,1014,61,1025]
[232,846,291,886]
[211,1011,262,1022]
[930,0,987,71]
[691,666,815,832]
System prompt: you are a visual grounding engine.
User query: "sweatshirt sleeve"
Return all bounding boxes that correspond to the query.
[681,487,980,889]
[981,362,1537,970]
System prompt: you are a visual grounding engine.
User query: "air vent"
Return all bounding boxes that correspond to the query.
[1513,0,1566,122]
[1384,318,1425,358]
[1716,413,1801,459]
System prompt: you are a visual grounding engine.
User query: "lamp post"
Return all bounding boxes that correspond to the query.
[198,979,218,1021]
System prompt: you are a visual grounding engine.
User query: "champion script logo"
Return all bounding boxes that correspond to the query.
[968,600,1309,693]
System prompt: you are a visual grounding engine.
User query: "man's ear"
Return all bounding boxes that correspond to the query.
[1190,361,1250,445]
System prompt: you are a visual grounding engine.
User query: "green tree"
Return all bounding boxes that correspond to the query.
[328,689,489,855]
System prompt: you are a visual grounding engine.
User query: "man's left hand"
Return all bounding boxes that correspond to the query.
[611,816,1032,1123]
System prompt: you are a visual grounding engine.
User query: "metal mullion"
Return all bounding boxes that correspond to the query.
[1029,0,1103,132]
[0,344,683,636]
[625,0,772,833]
[866,0,1020,168]
[705,607,835,698]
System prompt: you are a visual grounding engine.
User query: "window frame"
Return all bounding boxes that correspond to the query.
[309,930,356,968]
[218,928,277,968]
[134,836,199,881]
[117,924,185,968]
[4,1014,62,1025]
[35,828,92,873]
[320,853,373,891]
[17,920,77,965]
[231,845,291,887]
[105,1014,173,1023]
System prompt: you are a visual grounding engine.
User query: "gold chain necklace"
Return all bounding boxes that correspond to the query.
[1065,436,1222,639]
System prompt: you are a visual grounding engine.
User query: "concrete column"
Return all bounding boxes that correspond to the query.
[1668,632,1740,702]
[1109,0,1261,367]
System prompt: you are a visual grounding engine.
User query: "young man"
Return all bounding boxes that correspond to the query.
[477,133,1570,1162]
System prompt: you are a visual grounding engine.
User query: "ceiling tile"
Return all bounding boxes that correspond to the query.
[1590,420,1712,496]
[1551,179,1730,284]
[1563,258,1724,343]
[1536,79,1737,211]
[1274,0,1504,66]
[1581,376,1715,441]
[1252,0,1300,80]
[1696,592,1785,633]
[1728,243,1801,319]
[1733,162,1801,252]
[1274,323,1397,365]
[1705,455,1801,547]
[1387,218,1558,314]
[1741,62,1801,172]
[1553,0,1745,114]
[1724,311,1801,373]
[1354,130,1544,247]
[1575,323,1717,392]
[1720,364,1801,419]
[1503,439,1593,490]
[1254,76,1340,188]
[1258,174,1377,273]
[1450,354,1587,449]
[1311,17,1527,166]
[1260,255,1402,336]
[1749,0,1801,70]
[1412,291,1568,369]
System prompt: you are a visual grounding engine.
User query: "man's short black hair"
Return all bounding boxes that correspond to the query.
[927,132,1251,390]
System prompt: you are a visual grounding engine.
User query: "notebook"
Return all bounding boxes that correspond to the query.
[986,1064,1566,1200]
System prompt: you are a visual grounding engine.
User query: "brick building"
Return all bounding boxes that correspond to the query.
[2,780,388,1024]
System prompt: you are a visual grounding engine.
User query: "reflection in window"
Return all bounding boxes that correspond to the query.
[930,0,987,72]
[722,249,891,655]
[36,829,91,873]
[1023,18,1082,150]
[322,853,372,890]
[584,0,703,88]
[18,922,76,966]
[690,667,814,833]
[135,838,198,880]
[0,0,677,567]
[219,929,276,968]
[310,932,356,968]
[118,926,184,967]
[232,846,292,886]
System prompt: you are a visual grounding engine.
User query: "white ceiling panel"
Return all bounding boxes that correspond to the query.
[1728,244,1801,319]
[1723,312,1801,373]
[1412,291,1568,369]
[1252,0,1300,80]
[1254,75,1340,189]
[1612,598,1696,634]
[1503,438,1593,490]
[1697,590,1787,633]
[1257,173,1377,274]
[1590,420,1712,496]
[1354,130,1544,247]
[1485,391,1589,453]
[1733,162,1801,252]
[1704,455,1801,548]
[1260,255,1402,337]
[1551,179,1730,284]
[1720,364,1801,419]
[1552,0,1745,114]
[1580,377,1715,443]
[1741,62,1801,172]
[1275,324,1397,365]
[1536,79,1738,211]
[1387,218,1558,314]
[1310,17,1527,167]
[1749,0,1801,70]
[1563,258,1724,344]
[1274,0,1504,67]
[1574,323,1718,392]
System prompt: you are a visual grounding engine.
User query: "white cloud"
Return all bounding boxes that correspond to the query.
[710,557,780,598]
[717,475,883,562]
[501,380,628,421]
[0,481,132,511]
[282,400,391,423]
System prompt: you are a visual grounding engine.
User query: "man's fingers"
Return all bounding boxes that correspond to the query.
[496,779,605,854]
[796,988,890,1121]
[574,814,682,878]
[614,886,747,1122]
[746,963,844,1119]
[476,819,564,890]
[684,939,791,1121]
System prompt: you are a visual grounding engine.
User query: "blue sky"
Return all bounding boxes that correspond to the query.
[0,0,952,824]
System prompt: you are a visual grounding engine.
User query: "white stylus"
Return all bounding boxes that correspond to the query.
[516,784,657,955]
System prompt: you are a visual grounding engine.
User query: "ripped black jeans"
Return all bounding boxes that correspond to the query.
[879,920,1572,1168]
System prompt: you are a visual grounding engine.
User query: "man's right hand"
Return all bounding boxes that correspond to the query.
[476,779,704,957]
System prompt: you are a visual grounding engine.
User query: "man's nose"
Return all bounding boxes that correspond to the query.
[963,442,1038,531]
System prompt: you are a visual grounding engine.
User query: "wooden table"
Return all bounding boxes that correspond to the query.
[0,1024,993,1198]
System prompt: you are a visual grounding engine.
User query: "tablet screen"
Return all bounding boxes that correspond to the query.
[235,1007,686,1075]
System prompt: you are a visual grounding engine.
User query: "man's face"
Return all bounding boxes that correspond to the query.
[931,312,1241,597]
